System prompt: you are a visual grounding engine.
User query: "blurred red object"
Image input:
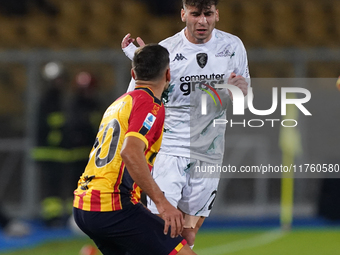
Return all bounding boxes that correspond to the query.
[75,71,97,90]
[79,244,98,255]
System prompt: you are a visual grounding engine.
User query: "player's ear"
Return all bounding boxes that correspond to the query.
[216,9,219,22]
[181,8,186,22]
[166,67,171,82]
[131,68,136,80]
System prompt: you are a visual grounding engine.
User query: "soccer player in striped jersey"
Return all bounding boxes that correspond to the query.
[73,44,197,255]
[122,0,250,249]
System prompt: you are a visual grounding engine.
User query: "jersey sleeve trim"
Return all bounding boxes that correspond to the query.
[125,132,149,149]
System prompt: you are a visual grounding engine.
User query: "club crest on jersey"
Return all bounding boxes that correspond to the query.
[151,105,160,115]
[143,113,156,130]
[196,53,208,68]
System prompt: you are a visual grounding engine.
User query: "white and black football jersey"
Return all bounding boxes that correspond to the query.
[124,28,250,163]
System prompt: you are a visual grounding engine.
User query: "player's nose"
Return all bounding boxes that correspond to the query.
[198,14,207,24]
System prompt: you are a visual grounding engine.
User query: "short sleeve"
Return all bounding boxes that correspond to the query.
[125,94,161,149]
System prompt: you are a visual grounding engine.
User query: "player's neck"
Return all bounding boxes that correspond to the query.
[135,81,163,100]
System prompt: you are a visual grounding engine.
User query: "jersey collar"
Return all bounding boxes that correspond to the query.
[135,86,162,105]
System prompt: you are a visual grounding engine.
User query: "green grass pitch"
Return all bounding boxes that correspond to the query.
[1,229,340,255]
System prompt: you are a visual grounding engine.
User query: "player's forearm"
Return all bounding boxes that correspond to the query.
[120,148,165,206]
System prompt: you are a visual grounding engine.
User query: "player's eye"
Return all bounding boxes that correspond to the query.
[191,12,200,17]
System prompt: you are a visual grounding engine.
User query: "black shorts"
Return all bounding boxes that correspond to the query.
[73,203,186,255]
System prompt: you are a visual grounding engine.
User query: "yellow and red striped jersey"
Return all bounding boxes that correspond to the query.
[73,87,164,211]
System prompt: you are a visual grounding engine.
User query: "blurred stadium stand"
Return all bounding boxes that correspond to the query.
[0,0,339,224]
[0,0,337,49]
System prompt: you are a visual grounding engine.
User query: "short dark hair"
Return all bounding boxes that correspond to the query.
[182,0,219,11]
[132,44,169,81]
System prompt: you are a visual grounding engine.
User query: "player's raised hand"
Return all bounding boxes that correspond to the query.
[121,33,145,49]
[136,37,145,47]
[157,200,184,238]
[121,33,134,48]
[228,72,248,99]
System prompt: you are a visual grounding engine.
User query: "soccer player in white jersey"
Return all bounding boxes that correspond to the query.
[122,0,249,249]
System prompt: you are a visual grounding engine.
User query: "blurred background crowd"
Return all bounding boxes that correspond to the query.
[0,0,339,50]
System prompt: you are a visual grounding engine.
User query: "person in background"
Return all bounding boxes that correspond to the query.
[65,71,101,219]
[32,61,70,227]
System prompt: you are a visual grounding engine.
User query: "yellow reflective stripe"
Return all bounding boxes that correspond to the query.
[47,112,65,128]
[71,147,92,161]
[32,147,91,162]
[47,130,62,146]
[42,197,63,220]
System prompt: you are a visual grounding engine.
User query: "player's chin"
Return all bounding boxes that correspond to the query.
[195,33,209,42]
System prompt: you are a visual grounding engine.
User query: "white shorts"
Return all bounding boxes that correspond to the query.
[147,153,220,217]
